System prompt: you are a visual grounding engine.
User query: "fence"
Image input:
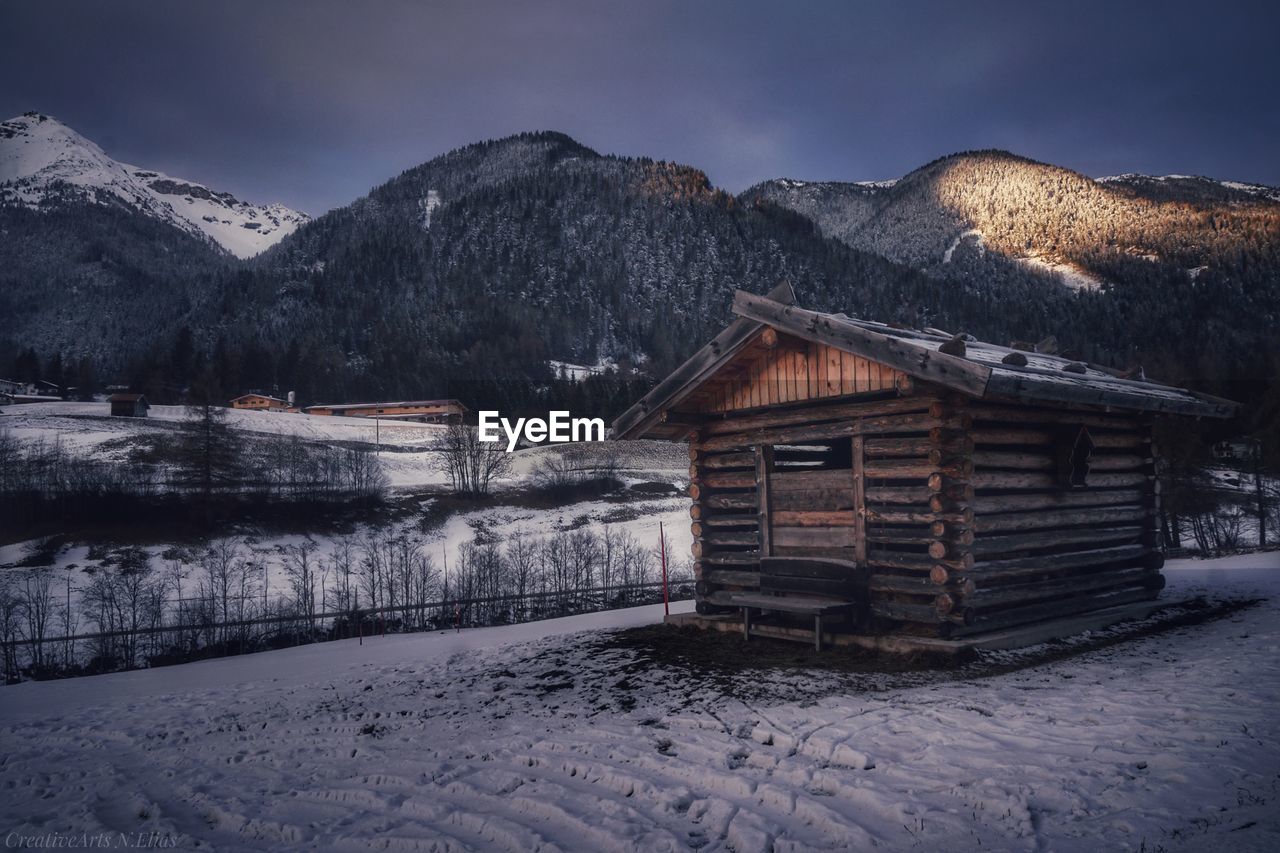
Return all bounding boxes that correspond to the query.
[1,579,693,684]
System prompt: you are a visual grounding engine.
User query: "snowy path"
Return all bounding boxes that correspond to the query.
[2,556,1278,851]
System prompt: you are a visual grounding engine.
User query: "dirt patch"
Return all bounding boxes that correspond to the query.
[600,623,960,675]
[628,481,679,495]
[585,595,1264,706]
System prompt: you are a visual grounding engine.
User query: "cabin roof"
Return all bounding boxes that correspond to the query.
[303,398,468,412]
[108,393,147,403]
[231,393,288,403]
[613,286,1237,439]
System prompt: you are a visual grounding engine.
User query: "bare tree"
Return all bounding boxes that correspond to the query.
[505,530,540,609]
[282,539,321,630]
[358,532,386,612]
[79,548,165,669]
[433,424,512,496]
[326,535,359,613]
[0,574,24,681]
[57,572,78,670]
[21,569,54,671]
[196,539,255,646]
[614,529,654,605]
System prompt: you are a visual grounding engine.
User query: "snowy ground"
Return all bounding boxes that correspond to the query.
[0,401,446,461]
[1,554,1278,851]
[0,400,686,490]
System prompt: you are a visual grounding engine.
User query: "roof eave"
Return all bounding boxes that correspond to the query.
[611,281,797,440]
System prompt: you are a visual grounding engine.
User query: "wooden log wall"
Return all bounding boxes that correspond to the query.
[861,394,975,632]
[868,398,1162,637]
[688,388,1164,639]
[688,393,960,619]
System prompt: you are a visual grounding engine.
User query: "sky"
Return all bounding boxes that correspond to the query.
[2,0,1276,216]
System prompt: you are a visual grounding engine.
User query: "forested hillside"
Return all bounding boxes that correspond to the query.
[4,136,1278,446]
[43,132,1007,417]
[0,200,230,378]
[746,151,1280,442]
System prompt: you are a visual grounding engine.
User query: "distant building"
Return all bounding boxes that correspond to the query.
[35,379,68,398]
[230,393,292,412]
[1,393,62,405]
[108,393,149,417]
[304,399,468,423]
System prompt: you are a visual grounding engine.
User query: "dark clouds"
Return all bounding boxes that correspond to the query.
[2,0,1275,214]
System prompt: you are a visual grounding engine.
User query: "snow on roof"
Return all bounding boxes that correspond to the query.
[232,393,288,403]
[304,399,467,412]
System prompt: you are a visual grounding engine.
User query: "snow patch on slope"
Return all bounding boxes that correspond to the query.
[1014,253,1104,291]
[0,112,309,258]
[941,228,984,264]
[418,189,441,230]
[549,357,617,381]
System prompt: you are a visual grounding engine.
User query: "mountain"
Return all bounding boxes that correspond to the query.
[204,132,964,410]
[743,151,1280,295]
[0,112,308,258]
[2,129,1278,442]
[1099,173,1280,205]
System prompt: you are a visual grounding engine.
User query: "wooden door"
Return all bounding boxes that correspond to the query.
[756,439,865,563]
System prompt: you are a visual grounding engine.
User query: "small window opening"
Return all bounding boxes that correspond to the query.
[1055,424,1095,488]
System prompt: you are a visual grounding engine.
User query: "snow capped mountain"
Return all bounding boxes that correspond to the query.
[0,112,308,258]
[1098,172,1280,204]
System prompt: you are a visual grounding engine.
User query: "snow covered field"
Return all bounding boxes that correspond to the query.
[0,400,687,491]
[2,554,1277,851]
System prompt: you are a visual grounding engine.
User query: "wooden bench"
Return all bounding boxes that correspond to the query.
[715,557,867,651]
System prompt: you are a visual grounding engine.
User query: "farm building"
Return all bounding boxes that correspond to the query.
[304,399,468,423]
[108,393,149,417]
[613,284,1237,647]
[230,393,293,411]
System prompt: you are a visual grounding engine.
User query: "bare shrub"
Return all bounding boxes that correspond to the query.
[433,424,512,496]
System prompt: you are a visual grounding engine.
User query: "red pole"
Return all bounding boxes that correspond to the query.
[659,521,669,616]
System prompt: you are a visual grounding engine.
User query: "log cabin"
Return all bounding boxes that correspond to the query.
[613,284,1238,647]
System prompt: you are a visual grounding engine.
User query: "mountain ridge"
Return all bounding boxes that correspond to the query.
[0,112,309,258]
[2,126,1277,441]
[743,149,1280,285]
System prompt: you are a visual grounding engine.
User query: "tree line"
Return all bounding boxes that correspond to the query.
[0,523,687,683]
[0,409,387,535]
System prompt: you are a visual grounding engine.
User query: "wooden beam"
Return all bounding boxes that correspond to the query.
[612,281,797,439]
[852,435,867,566]
[757,444,774,559]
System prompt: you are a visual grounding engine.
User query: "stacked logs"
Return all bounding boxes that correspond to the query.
[931,402,1161,635]
[689,394,960,617]
[862,395,975,631]
[686,391,1165,637]
[688,437,761,613]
